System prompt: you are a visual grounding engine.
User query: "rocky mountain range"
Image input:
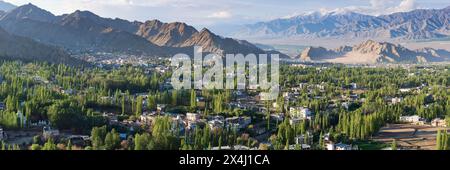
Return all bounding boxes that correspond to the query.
[0,3,287,59]
[0,0,15,12]
[0,26,85,65]
[1,3,448,65]
[233,6,450,41]
[299,40,450,64]
[135,20,272,55]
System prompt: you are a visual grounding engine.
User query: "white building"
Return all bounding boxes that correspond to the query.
[326,143,335,150]
[391,97,403,104]
[326,143,353,150]
[290,107,312,120]
[399,88,412,93]
[431,118,447,127]
[350,83,358,89]
[288,144,311,150]
[186,113,201,122]
[399,115,423,124]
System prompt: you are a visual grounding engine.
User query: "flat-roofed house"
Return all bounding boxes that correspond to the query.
[431,118,447,127]
[290,107,312,120]
[399,115,422,123]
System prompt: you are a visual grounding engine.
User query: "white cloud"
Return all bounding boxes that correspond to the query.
[366,0,417,15]
[2,0,431,29]
[355,0,418,15]
[88,0,188,7]
[207,11,232,19]
[283,0,419,18]
[394,0,417,13]
[4,0,189,9]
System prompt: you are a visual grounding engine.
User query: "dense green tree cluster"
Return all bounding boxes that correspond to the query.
[281,66,449,90]
[272,65,449,148]
[0,60,448,150]
[90,126,121,150]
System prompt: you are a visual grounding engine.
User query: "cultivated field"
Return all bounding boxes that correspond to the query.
[372,124,449,150]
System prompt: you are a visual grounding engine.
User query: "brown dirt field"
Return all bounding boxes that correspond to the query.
[372,124,449,150]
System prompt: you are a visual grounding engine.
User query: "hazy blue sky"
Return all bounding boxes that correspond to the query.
[4,0,450,30]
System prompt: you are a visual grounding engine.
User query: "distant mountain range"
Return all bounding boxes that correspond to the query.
[299,40,450,64]
[0,0,15,12]
[1,3,449,65]
[135,20,272,55]
[0,26,85,65]
[233,6,450,41]
[0,3,288,60]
